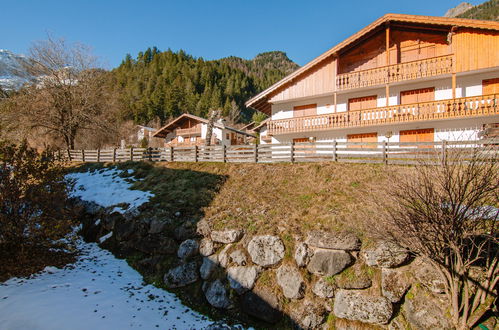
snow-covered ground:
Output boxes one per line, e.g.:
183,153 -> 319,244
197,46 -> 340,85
66,168 -> 154,213
0,167 -> 233,329
0,239 -> 217,330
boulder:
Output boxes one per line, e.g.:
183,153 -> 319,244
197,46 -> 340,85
163,262 -> 199,288
403,287 -> 452,329
177,239 -> 199,260
411,257 -> 446,294
240,287 -> 282,323
334,263 -> 373,290
132,235 -> 178,255
295,242 -> 312,267
148,218 -> 167,234
276,264 -> 305,299
199,238 -> 215,256
114,220 -> 135,241
290,299 -> 326,330
196,219 -> 211,237
306,230 -> 361,251
202,279 -> 232,309
227,266 -> 259,294
211,229 -> 244,244
312,278 -> 335,298
102,212 -> 123,231
333,290 -> 393,325
247,235 -> 285,267
382,267 -> 411,303
200,255 -> 219,280
81,200 -> 104,215
307,249 -> 352,276
123,206 -> 140,221
363,241 -> 408,268
174,221 -> 197,241
218,244 -> 232,268
229,249 -> 247,266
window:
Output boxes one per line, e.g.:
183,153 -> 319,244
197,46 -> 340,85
483,78 -> 499,95
348,96 -> 377,111
400,128 -> 434,148
347,132 -> 377,148
293,104 -> 317,118
400,87 -> 435,105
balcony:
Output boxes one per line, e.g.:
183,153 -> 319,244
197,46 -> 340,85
175,126 -> 202,137
336,55 -> 453,91
268,94 -> 498,136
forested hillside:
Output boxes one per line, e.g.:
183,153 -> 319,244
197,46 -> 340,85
457,0 -> 499,20
108,48 -> 299,125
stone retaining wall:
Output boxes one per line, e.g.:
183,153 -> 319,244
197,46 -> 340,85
76,199 -> 452,329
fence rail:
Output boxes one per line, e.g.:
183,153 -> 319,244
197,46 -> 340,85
59,139 -> 499,166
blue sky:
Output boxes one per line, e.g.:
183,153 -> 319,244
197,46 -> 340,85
0,0 -> 484,69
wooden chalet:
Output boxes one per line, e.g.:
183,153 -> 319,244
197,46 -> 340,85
153,113 -> 255,147
246,14 -> 499,145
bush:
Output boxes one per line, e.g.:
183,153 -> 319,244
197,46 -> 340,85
0,141 -> 74,252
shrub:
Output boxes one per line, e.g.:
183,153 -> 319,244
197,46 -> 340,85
380,147 -> 498,329
0,141 -> 74,253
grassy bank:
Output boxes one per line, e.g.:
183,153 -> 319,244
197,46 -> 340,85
73,161 -> 409,245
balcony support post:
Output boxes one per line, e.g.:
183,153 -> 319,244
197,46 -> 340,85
385,23 -> 391,106
334,92 -> 337,113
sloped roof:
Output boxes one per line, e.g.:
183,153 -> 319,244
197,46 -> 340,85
245,14 -> 499,114
153,113 -> 256,138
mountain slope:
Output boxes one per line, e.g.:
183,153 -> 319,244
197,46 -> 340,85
108,48 -> 300,124
0,50 -> 34,91
456,0 -> 499,21
445,2 -> 473,17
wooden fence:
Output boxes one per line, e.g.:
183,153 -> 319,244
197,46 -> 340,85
59,139 -> 499,166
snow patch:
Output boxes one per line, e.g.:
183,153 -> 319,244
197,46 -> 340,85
66,168 -> 153,214
0,239 -> 218,329
99,231 -> 113,243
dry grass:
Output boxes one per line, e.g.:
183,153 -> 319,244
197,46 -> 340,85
70,161 -> 411,241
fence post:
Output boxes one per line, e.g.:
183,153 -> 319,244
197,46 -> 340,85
382,141 -> 387,165
194,145 -> 198,162
97,149 -> 101,162
67,149 -> 72,161
81,150 -> 85,162
170,146 -> 174,162
113,148 -> 117,163
333,140 -> 337,162
222,145 -> 227,163
254,144 -> 258,163
441,140 -> 447,166
148,147 -> 153,161
130,147 -> 134,161
290,141 -> 295,163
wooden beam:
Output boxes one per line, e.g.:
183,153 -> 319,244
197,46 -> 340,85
386,24 -> 390,107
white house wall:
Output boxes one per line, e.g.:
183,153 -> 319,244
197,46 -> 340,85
268,70 -> 499,145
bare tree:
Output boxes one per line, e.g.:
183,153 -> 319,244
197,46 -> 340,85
227,100 -> 241,125
5,36 -> 116,149
380,147 -> 498,329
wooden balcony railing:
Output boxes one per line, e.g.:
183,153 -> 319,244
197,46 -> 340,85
175,126 -> 202,136
268,94 -> 498,136
336,55 -> 454,91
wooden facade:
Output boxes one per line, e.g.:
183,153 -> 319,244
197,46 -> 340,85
246,14 -> 499,115
267,94 -> 498,135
